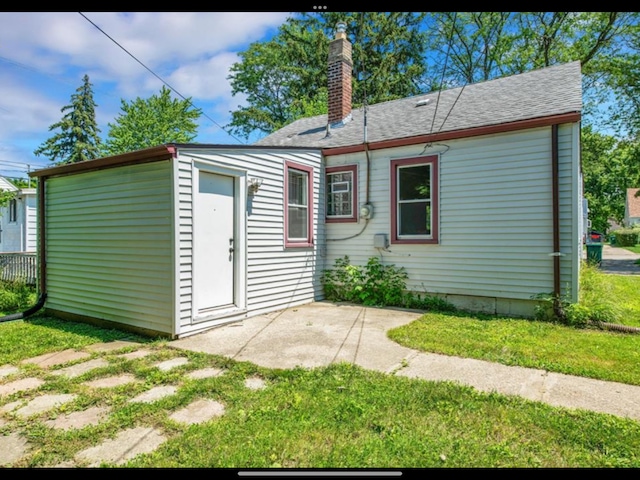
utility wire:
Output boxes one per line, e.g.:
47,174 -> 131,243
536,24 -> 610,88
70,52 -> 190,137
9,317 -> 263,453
78,12 -> 246,145
429,12 -> 457,135
429,12 -> 471,135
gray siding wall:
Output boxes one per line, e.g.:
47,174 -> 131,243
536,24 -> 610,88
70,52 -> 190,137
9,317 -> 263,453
324,125 -> 579,312
176,148 -> 323,333
44,161 -> 175,335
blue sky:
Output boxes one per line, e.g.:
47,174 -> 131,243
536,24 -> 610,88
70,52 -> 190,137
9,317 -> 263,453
0,11 -> 292,180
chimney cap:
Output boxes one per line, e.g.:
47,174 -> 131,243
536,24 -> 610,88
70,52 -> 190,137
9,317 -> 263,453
335,21 -> 347,38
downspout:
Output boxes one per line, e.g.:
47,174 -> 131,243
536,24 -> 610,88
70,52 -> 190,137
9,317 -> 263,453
551,124 -> 563,317
0,176 -> 46,322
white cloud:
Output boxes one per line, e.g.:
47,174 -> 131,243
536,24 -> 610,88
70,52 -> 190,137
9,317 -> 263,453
0,11 -> 291,173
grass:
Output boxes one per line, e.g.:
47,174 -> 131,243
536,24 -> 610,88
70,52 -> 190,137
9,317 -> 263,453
575,261 -> 640,327
1,272 -> 640,467
622,245 -> 640,255
389,263 -> 640,386
620,245 -> 640,263
1,317 -> 639,468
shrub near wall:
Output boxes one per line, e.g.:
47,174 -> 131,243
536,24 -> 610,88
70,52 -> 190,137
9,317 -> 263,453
321,256 -> 456,312
614,228 -> 640,247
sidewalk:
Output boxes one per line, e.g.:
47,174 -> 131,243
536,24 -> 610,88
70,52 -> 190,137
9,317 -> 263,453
598,244 -> 640,275
171,302 -> 640,421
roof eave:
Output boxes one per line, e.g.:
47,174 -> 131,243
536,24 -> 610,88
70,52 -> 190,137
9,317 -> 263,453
322,111 -> 581,156
29,145 -> 178,179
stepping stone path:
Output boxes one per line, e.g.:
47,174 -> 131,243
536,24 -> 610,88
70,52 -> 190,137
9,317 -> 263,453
0,339 -> 268,467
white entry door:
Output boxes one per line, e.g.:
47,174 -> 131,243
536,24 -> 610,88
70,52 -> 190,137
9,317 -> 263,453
194,170 -> 235,313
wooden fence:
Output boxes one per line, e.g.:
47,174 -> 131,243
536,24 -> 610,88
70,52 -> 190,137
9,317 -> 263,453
0,252 -> 37,285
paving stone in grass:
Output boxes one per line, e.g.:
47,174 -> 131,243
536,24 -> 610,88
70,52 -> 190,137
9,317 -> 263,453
21,349 -> 90,368
82,374 -> 138,389
45,406 -> 110,430
186,367 -> 225,379
12,393 -> 77,417
0,377 -> 45,397
155,357 -> 189,371
74,426 -> 167,467
245,376 -> 267,390
0,365 -> 19,379
130,385 -> 178,404
0,432 -> 29,466
49,358 -> 110,378
117,349 -> 154,361
169,398 -> 225,425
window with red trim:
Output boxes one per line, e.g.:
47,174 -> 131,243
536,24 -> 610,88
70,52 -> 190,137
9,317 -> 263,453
326,165 -> 357,223
285,161 -> 313,247
390,156 -> 438,244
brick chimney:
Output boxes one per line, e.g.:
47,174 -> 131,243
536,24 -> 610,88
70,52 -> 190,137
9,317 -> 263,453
327,21 -> 352,127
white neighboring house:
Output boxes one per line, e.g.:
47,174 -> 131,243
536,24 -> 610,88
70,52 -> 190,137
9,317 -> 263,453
0,176 -> 37,253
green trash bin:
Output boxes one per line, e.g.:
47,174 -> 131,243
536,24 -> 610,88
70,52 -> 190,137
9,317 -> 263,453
586,243 -> 603,265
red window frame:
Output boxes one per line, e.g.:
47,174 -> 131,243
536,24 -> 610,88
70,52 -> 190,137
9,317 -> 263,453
284,160 -> 314,248
390,155 -> 439,245
326,164 -> 358,223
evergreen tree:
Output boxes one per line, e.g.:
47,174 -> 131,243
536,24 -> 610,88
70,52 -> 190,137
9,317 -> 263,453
103,85 -> 201,156
33,74 -> 102,165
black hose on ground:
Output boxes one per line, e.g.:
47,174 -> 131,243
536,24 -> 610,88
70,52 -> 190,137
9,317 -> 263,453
591,320 -> 640,334
0,293 -> 46,323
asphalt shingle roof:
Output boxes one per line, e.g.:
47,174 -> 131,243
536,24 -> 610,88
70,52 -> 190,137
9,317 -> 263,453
254,61 -> 582,149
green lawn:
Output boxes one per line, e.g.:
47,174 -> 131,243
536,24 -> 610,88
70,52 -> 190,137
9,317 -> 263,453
622,245 -> 640,255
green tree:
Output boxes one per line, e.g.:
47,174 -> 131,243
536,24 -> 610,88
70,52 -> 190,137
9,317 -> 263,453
582,126 -> 640,233
33,74 -> 102,165
226,12 -> 429,139
427,13 -> 634,92
103,85 -> 201,156
426,12 -> 516,85
595,13 -> 640,138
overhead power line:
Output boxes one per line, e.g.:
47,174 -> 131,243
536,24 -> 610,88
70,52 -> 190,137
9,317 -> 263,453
78,12 -> 246,145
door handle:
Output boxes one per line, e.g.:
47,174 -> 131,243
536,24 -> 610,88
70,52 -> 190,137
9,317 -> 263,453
229,238 -> 234,254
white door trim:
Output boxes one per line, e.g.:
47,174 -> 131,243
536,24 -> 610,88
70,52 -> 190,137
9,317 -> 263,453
191,160 -> 247,323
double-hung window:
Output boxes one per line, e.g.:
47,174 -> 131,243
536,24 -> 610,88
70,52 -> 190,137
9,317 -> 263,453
390,155 -> 438,244
326,165 -> 357,223
285,161 -> 313,247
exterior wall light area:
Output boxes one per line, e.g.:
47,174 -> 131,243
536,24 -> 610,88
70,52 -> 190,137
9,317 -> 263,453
248,177 -> 263,195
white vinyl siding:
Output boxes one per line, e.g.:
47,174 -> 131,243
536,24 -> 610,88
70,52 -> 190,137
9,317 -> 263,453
25,197 -> 37,252
0,191 -> 37,253
176,148 -> 323,336
324,126 -> 579,311
45,161 -> 174,335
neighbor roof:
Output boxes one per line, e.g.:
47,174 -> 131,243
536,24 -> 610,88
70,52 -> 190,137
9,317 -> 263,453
254,61 -> 582,150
